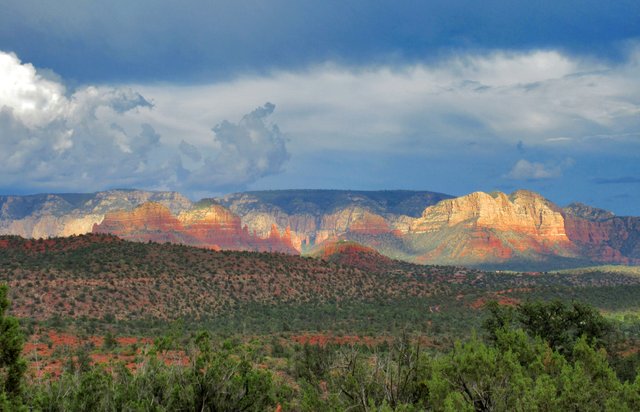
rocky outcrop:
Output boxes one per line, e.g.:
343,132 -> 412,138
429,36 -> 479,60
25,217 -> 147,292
217,190 -> 451,251
563,206 -> 640,264
93,202 -> 298,254
411,191 -> 569,240
2,214 -> 105,239
404,190 -> 577,266
178,205 -> 244,248
0,190 -> 192,239
395,190 -> 640,267
93,202 -> 186,244
219,209 -> 317,251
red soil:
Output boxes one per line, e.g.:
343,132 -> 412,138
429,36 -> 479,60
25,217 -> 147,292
23,329 -> 181,379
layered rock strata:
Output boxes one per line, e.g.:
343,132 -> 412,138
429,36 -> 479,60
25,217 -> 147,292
93,202 -> 297,253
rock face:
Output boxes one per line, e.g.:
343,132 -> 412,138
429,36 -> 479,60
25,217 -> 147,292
391,190 -> 640,268
92,202 -> 186,244
178,204 -> 245,248
217,189 -> 597,267
405,191 -> 577,266
0,190 -> 192,239
93,202 -> 298,253
563,205 -> 640,264
412,191 -> 569,239
3,188 -> 640,269
216,190 -> 453,251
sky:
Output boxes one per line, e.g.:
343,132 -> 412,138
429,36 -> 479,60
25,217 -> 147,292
1,1 -> 639,215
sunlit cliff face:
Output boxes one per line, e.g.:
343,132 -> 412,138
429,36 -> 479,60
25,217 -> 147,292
2,189 -> 640,268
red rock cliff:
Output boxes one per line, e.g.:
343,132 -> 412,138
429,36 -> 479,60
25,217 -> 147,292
410,191 -> 576,264
93,202 -> 298,254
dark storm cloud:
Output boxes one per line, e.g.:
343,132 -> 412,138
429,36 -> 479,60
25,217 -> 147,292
0,0 -> 638,82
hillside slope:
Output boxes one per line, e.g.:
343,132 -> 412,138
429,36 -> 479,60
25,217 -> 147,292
0,234 -> 464,322
3,234 -> 640,335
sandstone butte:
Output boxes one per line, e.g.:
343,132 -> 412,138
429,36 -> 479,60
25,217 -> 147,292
405,190 -> 640,265
411,190 -> 567,238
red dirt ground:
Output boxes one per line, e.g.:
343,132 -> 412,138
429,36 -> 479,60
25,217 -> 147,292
23,330 -> 178,378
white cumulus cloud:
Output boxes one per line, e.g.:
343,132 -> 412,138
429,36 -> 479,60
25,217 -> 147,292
179,102 -> 290,190
0,51 -> 290,193
0,51 -> 162,190
506,158 -> 574,180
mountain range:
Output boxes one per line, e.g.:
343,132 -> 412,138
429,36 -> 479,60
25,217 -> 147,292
1,189 -> 639,270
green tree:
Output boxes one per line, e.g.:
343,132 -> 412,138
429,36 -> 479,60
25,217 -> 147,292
102,331 -> 117,350
483,301 -> 517,345
188,331 -> 279,411
484,300 -> 614,358
427,334 -> 531,411
0,284 -> 27,398
555,337 -> 622,411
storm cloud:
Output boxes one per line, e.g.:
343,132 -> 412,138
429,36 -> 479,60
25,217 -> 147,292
1,1 -> 637,83
179,102 -> 290,191
0,51 -> 290,194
